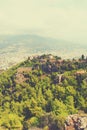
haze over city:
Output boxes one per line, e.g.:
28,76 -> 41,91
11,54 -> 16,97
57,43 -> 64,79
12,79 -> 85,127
0,0 -> 87,43
0,0 -> 87,69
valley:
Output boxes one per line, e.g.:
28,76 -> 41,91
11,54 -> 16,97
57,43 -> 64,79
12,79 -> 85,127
0,35 -> 87,70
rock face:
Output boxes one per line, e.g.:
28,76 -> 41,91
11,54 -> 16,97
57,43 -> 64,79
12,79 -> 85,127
65,114 -> 87,130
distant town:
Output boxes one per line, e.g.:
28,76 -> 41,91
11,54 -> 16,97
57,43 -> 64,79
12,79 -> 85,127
0,34 -> 87,71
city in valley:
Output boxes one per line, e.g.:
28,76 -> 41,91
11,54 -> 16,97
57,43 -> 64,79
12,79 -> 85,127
0,35 -> 87,71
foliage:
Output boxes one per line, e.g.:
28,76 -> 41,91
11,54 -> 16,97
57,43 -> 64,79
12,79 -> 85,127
0,54 -> 87,129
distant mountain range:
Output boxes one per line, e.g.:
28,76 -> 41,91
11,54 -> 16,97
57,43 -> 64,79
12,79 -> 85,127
0,34 -> 87,69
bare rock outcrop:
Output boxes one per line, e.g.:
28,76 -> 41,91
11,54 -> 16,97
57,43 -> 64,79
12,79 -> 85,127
65,114 -> 87,130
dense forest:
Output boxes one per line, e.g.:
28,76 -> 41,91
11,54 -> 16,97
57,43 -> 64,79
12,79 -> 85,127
0,54 -> 87,130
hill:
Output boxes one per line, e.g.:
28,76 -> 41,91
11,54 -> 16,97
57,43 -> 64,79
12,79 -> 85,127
0,34 -> 87,70
0,54 -> 87,130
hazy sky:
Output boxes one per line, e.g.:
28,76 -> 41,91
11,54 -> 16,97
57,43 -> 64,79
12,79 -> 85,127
0,0 -> 87,43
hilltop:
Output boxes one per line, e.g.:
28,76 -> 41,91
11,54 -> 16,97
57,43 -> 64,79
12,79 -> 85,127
0,54 -> 87,130
0,34 -> 87,70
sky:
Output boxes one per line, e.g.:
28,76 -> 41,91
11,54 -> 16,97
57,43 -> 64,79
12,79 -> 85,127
0,0 -> 87,43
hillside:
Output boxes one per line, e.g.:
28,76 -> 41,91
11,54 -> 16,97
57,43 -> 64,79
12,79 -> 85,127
0,34 -> 87,70
0,54 -> 87,130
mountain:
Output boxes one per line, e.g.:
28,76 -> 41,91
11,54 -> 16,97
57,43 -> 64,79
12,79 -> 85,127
0,34 -> 87,70
0,34 -> 86,69
0,54 -> 87,130
0,34 -> 73,52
